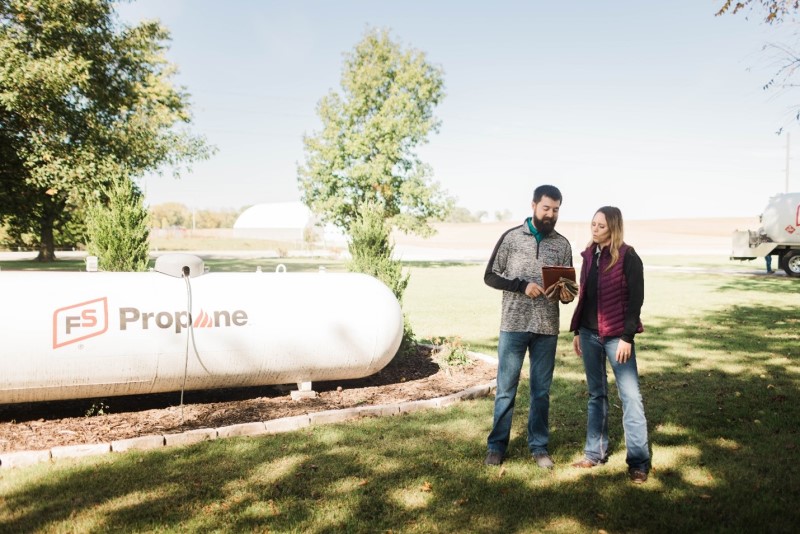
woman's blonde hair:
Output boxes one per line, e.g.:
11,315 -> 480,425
586,206 -> 624,271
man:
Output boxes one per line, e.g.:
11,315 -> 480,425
483,185 -> 574,468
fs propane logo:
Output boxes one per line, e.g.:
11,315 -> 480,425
118,307 -> 248,333
52,299 -> 248,349
53,297 -> 109,349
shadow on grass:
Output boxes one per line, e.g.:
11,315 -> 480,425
0,405 -> 678,532
2,304 -> 798,532
714,274 -> 798,294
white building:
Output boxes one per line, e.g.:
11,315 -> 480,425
233,201 -> 346,245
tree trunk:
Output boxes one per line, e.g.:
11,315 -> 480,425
35,209 -> 57,262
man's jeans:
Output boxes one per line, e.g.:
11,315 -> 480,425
578,329 -> 650,471
487,331 -> 557,456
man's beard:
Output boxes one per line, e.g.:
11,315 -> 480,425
533,214 -> 556,236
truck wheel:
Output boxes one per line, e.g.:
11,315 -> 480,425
780,250 -> 800,278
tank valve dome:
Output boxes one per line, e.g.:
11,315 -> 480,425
154,253 -> 205,278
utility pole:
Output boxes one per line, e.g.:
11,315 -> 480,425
786,132 -> 791,193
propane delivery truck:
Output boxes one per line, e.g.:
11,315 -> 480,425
731,192 -> 800,277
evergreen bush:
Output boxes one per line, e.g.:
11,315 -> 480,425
85,178 -> 150,272
347,201 -> 415,356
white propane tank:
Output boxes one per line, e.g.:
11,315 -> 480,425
761,192 -> 800,243
0,271 -> 403,404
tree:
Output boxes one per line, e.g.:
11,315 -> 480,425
494,209 -> 513,222
149,202 -> 192,229
297,28 -> 452,238
193,207 -> 241,229
85,176 -> 150,272
0,0 -> 211,261
717,1 -> 800,128
717,1 -> 800,23
444,206 -> 484,223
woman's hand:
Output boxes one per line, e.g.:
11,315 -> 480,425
572,335 -> 582,357
615,340 -> 632,363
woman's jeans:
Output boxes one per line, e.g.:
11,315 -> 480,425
487,331 -> 557,456
578,329 -> 650,471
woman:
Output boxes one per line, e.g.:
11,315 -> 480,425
569,206 -> 650,483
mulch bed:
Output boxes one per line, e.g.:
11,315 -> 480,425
0,346 -> 496,453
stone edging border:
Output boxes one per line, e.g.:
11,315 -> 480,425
0,348 -> 497,470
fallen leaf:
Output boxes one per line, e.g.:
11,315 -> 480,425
421,481 -> 432,492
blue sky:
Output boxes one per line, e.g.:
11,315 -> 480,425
118,0 -> 799,221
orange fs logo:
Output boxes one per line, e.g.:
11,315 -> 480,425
53,297 -> 109,348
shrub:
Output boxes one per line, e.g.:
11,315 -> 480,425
347,201 -> 415,355
431,336 -> 472,370
84,400 -> 109,417
85,177 -> 150,272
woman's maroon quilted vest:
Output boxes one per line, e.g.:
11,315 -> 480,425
583,243 -> 643,339
596,244 -> 629,337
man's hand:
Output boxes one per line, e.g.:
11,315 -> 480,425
615,340 -> 632,363
544,278 -> 578,303
525,282 -> 545,299
573,335 -> 582,356
559,286 -> 576,303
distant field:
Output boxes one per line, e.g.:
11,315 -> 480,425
392,217 -> 756,257
0,217 -> 759,264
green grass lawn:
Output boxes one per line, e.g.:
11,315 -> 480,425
0,256 -> 798,532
